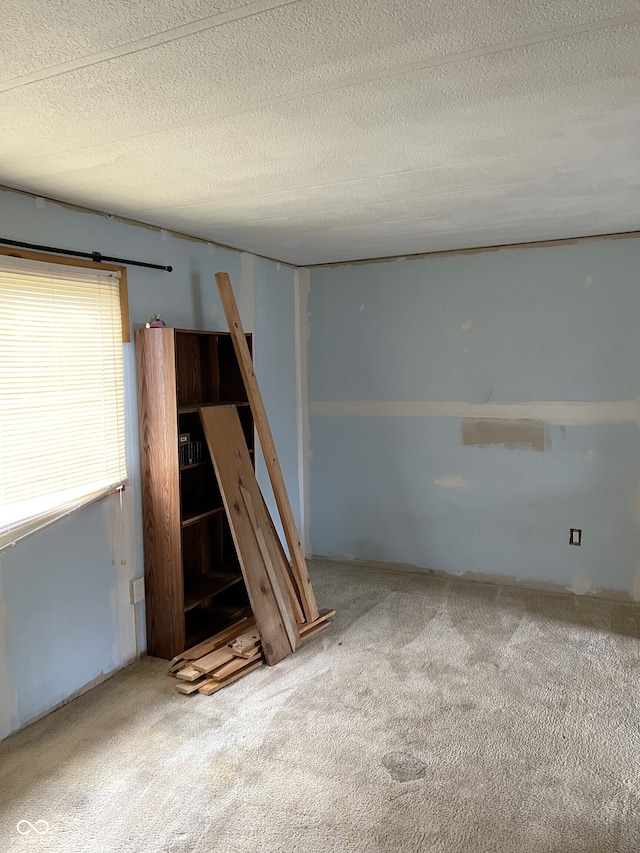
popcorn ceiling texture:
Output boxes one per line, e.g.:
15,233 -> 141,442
1,1 -> 640,263
1,560 -> 640,851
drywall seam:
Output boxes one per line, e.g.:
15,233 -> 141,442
309,399 -> 640,427
434,475 -> 471,490
0,560 -> 17,741
0,0 -> 302,94
633,483 -> 640,602
311,555 -> 640,604
294,269 -> 311,556
8,11 -> 639,157
239,252 -> 256,333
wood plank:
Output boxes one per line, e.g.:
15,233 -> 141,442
176,677 -> 211,694
181,506 -> 224,528
245,646 -> 263,662
136,327 -> 184,659
299,608 -> 336,636
182,616 -> 255,660
228,627 -> 261,655
191,646 -> 236,674
176,665 -> 204,682
199,404 -> 293,666
239,485 -> 299,652
255,488 -> 305,624
215,272 -> 319,623
231,643 -> 260,659
198,660 -> 263,695
299,621 -> 331,643
210,653 -> 264,682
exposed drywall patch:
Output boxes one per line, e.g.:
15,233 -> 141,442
582,274 -> 594,287
434,474 -> 471,490
34,196 -> 46,209
633,482 -> 640,528
309,398 -> 640,426
462,347 -> 469,354
569,569 -> 592,596
633,566 -> 640,602
459,319 -> 473,331
462,418 -> 545,451
105,480 -> 138,666
238,252 -> 256,334
294,268 -> 312,556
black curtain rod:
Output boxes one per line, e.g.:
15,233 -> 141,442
0,238 -> 172,272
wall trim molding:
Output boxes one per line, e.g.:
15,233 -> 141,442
305,229 -> 640,269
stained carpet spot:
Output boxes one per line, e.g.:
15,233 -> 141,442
382,752 -> 426,782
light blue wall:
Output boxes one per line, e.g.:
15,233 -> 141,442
309,238 -> 640,596
254,259 -> 301,544
0,188 -> 299,740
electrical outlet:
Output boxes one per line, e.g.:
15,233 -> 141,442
130,577 -> 145,604
570,528 -> 582,546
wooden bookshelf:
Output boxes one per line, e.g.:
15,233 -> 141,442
136,327 -> 254,660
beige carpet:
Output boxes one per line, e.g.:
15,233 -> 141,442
2,560 -> 640,852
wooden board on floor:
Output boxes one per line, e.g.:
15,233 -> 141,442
210,653 -> 264,682
176,677 -> 212,694
182,616 -> 255,661
299,621 -> 331,643
191,646 -> 236,674
176,665 -> 204,682
198,660 -> 263,695
215,271 -> 319,623
199,404 -> 295,666
229,627 -> 261,656
299,608 -> 336,636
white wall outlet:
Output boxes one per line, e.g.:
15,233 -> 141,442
130,577 -> 145,605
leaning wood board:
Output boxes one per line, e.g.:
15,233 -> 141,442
215,272 -> 319,623
199,404 -> 295,666
239,484 -> 300,651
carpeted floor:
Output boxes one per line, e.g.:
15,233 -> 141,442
2,559 -> 640,852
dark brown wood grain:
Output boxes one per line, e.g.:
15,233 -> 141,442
136,327 -> 184,658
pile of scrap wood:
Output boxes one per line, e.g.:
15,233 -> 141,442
169,609 -> 335,695
170,272 -> 334,696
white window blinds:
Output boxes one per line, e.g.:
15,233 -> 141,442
0,256 -> 127,549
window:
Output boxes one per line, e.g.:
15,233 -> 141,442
0,253 -> 128,549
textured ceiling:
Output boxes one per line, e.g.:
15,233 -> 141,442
1,0 -> 640,265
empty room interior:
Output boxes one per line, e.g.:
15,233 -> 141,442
1,1 -> 640,850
